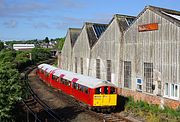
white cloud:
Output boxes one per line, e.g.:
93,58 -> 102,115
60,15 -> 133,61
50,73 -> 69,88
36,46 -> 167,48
3,20 -> 18,28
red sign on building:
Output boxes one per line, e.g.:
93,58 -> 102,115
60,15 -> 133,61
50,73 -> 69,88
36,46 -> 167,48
138,23 -> 158,32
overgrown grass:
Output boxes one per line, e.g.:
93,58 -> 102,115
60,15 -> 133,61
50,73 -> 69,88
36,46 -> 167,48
124,97 -> 180,122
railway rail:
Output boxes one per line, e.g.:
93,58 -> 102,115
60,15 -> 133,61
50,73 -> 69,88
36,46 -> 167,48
23,72 -> 62,122
24,62 -> 132,122
37,76 -> 131,122
22,59 -> 63,122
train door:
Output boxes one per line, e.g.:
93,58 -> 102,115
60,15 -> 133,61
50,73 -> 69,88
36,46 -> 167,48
108,87 -> 117,106
102,86 -> 110,106
93,87 -> 103,106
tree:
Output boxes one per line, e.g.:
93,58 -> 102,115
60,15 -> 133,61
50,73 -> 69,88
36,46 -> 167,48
54,38 -> 65,50
0,65 -> 22,121
0,41 -> 4,51
31,48 -> 51,63
44,37 -> 49,48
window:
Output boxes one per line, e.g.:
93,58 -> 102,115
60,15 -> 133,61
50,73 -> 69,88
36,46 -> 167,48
104,86 -> 108,94
136,78 -> 142,91
75,57 -> 77,73
165,83 -> 169,96
110,87 -> 115,94
106,60 -> 111,82
96,59 -> 100,79
170,83 -> 179,98
95,87 -> 102,94
124,61 -> 131,88
81,58 -> 83,74
52,75 -> 58,81
164,83 -> 179,100
144,63 -> 153,93
171,84 -> 174,97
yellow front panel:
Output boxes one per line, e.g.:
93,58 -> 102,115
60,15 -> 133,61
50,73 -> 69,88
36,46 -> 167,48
93,94 -> 117,106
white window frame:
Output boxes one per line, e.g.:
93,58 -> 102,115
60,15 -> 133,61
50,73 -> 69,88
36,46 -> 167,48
164,83 -> 179,100
164,82 -> 169,97
136,78 -> 143,92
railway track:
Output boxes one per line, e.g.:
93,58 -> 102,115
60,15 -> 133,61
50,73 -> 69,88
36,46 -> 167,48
39,79 -> 131,122
25,64 -> 132,122
22,60 -> 63,122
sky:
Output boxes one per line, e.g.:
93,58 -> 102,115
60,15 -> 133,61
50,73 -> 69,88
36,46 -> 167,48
0,0 -> 179,41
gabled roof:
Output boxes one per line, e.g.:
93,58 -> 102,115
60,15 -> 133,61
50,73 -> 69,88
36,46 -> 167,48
147,5 -> 180,26
133,5 -> 180,27
85,22 -> 108,48
111,14 -> 136,31
69,28 -> 81,47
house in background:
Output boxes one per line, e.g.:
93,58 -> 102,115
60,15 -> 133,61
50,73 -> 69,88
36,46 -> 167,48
13,44 -> 35,50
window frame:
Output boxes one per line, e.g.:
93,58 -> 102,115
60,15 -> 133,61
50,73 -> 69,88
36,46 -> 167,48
96,59 -> 101,79
164,82 -> 179,100
124,61 -> 131,88
106,60 -> 111,82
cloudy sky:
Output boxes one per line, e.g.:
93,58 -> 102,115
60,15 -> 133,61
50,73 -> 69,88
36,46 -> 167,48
0,0 -> 179,41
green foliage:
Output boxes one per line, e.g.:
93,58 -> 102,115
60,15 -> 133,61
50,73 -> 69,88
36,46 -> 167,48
0,41 -> 4,51
125,97 -> 180,122
54,37 -> 65,50
0,50 -> 16,64
31,48 -> 51,63
0,65 -> 22,120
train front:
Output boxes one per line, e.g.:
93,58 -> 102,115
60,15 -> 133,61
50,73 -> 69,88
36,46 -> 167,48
92,81 -> 117,112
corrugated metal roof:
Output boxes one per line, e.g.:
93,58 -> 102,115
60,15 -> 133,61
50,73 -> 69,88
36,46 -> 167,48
85,22 -> 108,48
69,28 -> 81,47
38,64 -> 116,88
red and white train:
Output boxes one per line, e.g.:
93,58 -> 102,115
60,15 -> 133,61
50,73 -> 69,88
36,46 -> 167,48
37,64 -> 117,111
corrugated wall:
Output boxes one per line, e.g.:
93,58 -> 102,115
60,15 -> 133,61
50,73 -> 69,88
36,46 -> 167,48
73,25 -> 91,75
61,30 -> 72,71
90,18 -> 121,86
124,9 -> 180,98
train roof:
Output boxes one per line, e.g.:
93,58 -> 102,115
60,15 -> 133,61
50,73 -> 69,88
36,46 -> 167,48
38,64 -> 116,89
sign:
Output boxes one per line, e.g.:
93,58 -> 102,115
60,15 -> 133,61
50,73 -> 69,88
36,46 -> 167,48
138,23 -> 158,32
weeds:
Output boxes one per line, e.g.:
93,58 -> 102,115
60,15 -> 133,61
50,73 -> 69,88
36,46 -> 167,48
124,97 -> 180,122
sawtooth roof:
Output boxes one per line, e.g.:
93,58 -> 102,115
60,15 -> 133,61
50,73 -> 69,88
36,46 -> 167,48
69,28 -> 81,47
85,22 -> 108,48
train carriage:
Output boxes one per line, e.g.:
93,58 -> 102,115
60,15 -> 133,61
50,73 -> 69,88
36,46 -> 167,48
37,64 -> 117,111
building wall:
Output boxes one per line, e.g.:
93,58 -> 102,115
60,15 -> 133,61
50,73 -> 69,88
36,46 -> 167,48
90,18 -> 122,86
61,30 -> 72,71
124,9 -> 180,103
73,25 -> 90,75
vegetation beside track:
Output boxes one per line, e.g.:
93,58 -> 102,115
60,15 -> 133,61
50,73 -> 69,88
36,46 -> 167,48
0,48 -> 52,121
124,97 -> 180,122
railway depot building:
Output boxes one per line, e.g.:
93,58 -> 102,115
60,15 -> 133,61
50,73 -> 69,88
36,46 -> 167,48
60,6 -> 180,109
72,22 -> 108,76
60,28 -> 81,71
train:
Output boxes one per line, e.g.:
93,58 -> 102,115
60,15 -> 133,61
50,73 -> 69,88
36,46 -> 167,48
36,64 -> 117,112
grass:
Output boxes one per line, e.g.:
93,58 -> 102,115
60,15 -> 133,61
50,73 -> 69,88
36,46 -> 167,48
124,97 -> 180,122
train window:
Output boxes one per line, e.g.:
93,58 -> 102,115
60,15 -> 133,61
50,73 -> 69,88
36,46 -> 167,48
52,75 -> 58,81
68,81 -> 71,87
85,87 -> 88,94
104,86 -> 108,94
40,69 -> 43,73
95,87 -> 101,94
79,85 -> 83,92
60,78 -> 63,83
110,87 -> 115,94
45,72 -> 49,77
73,83 -> 78,90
